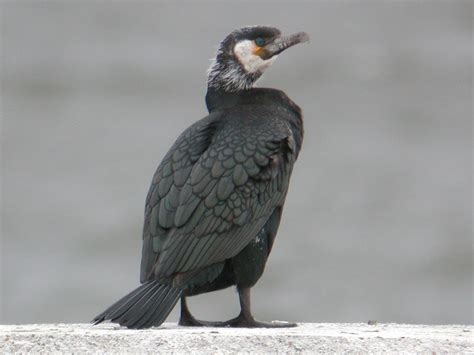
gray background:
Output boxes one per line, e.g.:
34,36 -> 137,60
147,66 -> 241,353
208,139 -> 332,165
1,1 -> 472,325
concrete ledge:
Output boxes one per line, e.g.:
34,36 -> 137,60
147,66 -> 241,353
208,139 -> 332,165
0,323 -> 472,353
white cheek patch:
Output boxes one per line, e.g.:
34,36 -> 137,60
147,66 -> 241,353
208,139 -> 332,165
234,40 -> 277,74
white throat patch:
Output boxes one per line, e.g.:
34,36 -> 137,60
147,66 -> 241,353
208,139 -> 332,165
233,40 -> 277,74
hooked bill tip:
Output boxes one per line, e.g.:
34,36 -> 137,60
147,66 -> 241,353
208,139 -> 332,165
293,31 -> 310,44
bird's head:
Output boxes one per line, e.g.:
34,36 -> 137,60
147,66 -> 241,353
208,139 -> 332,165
207,26 -> 309,93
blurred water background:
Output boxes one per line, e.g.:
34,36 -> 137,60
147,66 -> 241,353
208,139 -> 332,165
1,1 -> 472,325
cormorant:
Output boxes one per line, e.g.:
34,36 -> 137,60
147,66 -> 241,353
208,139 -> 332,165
93,26 -> 309,329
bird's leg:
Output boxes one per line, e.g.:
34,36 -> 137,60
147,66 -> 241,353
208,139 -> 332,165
178,295 -> 203,326
178,295 -> 220,327
217,286 -> 297,328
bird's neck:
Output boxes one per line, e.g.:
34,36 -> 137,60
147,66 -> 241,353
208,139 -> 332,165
206,65 -> 261,113
205,88 -> 241,112
207,58 -> 261,95
205,87 -> 302,115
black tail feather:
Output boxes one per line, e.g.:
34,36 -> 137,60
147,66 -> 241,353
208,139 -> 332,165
134,285 -> 180,329
92,281 -> 182,329
118,282 -> 162,327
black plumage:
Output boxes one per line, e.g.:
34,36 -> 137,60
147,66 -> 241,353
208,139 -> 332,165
93,26 -> 309,329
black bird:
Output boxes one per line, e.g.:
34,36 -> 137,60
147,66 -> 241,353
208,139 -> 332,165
93,26 -> 309,329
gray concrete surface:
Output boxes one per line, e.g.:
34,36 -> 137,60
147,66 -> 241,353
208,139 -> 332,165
0,323 -> 472,353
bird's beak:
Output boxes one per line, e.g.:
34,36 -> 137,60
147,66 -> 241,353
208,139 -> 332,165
260,32 -> 310,59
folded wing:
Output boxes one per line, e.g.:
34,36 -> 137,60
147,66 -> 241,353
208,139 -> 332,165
140,113 -> 297,284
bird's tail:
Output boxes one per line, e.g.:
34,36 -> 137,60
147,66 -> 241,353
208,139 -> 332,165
92,281 -> 181,329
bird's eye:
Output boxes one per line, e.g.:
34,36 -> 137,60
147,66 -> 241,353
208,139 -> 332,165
254,37 -> 265,47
